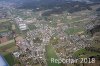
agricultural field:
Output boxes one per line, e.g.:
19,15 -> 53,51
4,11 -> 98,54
0,19 -> 12,32
0,42 -> 18,66
73,48 -> 100,58
46,44 -> 61,66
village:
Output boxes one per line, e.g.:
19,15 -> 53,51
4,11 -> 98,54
0,1 -> 100,66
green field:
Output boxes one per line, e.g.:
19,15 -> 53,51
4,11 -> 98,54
0,42 -> 17,66
46,44 -> 61,66
28,24 -> 37,30
4,53 -> 15,66
65,28 -> 84,35
0,19 -> 11,24
73,48 -> 100,58
0,19 -> 12,33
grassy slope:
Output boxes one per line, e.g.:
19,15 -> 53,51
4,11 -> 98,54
46,44 -> 61,66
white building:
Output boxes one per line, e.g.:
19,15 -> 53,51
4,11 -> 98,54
19,24 -> 27,30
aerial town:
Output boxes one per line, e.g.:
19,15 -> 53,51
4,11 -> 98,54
0,0 -> 100,66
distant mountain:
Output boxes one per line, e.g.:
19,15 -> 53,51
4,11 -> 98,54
0,0 -> 99,16
71,0 -> 100,3
1,0 -> 100,5
89,0 -> 100,3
